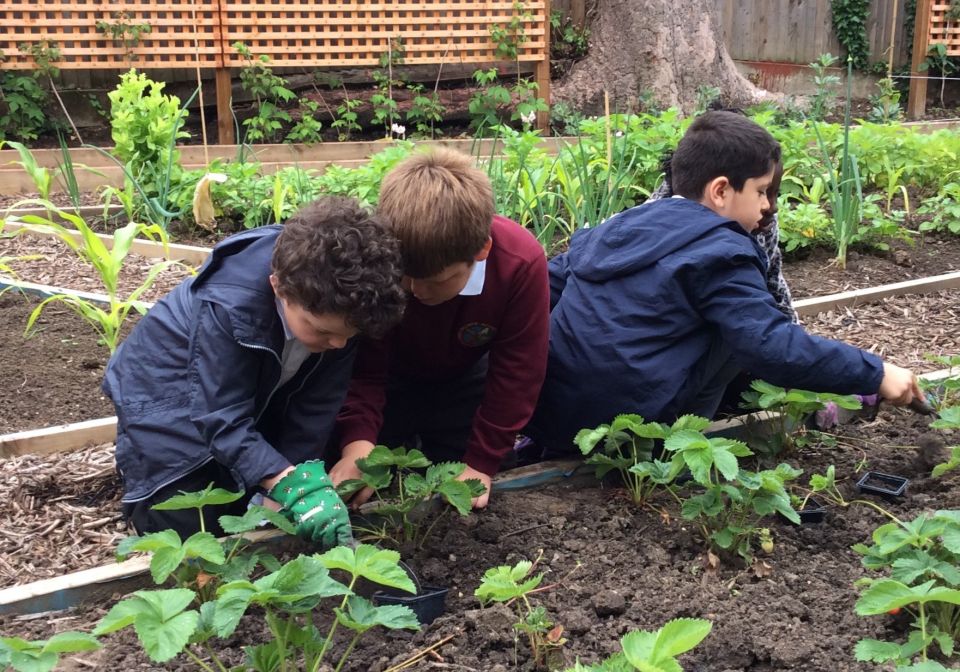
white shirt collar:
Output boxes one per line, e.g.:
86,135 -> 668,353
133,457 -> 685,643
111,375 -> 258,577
275,298 -> 295,340
459,260 -> 486,296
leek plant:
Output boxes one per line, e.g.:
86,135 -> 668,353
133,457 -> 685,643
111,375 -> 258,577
812,58 -> 863,269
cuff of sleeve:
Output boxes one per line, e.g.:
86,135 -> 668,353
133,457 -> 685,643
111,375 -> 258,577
863,351 -> 886,394
232,449 -> 292,492
337,423 -> 380,451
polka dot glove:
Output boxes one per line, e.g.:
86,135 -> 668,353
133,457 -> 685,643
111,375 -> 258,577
268,460 -> 353,548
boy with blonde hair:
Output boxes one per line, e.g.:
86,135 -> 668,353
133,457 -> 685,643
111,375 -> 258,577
331,148 -> 550,508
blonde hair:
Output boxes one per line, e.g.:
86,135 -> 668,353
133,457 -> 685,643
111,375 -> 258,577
377,147 -> 494,278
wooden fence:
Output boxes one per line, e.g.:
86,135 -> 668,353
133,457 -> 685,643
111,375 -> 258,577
2,0 -> 550,141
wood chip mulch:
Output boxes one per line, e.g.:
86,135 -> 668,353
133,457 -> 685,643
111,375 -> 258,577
803,289 -> 960,372
0,231 -> 194,303
0,444 -> 126,589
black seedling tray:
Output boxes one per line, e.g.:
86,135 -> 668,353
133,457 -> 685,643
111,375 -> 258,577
856,472 -> 908,500
373,585 -> 449,625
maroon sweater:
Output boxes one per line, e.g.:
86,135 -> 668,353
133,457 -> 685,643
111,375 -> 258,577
337,216 -> 549,475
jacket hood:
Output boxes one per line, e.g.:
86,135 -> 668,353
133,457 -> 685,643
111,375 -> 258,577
567,198 -> 749,282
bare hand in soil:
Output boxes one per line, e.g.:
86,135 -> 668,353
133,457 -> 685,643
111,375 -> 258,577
330,439 -> 376,508
459,464 -> 492,508
879,362 -> 924,406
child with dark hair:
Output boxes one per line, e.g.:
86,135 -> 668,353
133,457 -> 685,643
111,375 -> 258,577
330,148 -> 550,509
527,111 -> 922,451
103,196 -> 407,544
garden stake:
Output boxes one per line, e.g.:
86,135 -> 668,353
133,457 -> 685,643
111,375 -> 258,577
382,633 -> 457,672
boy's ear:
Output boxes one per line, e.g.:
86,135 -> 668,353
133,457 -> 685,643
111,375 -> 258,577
474,237 -> 493,262
269,273 -> 280,295
703,176 -> 731,209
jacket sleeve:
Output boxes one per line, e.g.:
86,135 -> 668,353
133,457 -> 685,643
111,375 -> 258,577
188,302 -> 291,490
688,252 -> 884,395
335,336 -> 390,448
276,342 -> 358,461
464,252 -> 550,475
548,252 -> 570,311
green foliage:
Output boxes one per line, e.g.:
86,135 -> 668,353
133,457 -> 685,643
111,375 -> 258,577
808,53 -> 840,121
929,407 -> 960,478
574,414 -> 677,505
778,201 -> 833,252
0,632 -> 100,672
476,555 -> 565,668
918,181 -> 960,236
233,42 -> 296,143
469,68 -> 513,131
490,1 -> 531,61
918,44 -> 959,109
853,510 -> 960,668
370,37 -> 407,138
96,12 -> 151,61
406,84 -> 445,139
694,85 -> 721,114
830,0 -> 870,70
564,619 -> 713,672
868,76 -> 902,124
549,10 -> 589,59
740,380 -> 862,455
285,99 -> 324,144
0,51 -> 49,142
107,69 -> 190,224
7,201 -> 188,353
80,488 -> 419,671
338,445 -> 485,548
330,97 -> 362,141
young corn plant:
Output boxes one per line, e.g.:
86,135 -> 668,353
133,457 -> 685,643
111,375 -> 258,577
476,554 -> 567,670
7,201 -> 190,352
337,445 -> 485,549
564,618 -> 713,672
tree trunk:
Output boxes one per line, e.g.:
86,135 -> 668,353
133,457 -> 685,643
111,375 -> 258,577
555,0 -> 772,115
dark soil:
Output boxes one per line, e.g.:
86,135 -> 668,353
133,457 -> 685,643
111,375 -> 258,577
0,292 -> 120,433
2,408 -> 958,671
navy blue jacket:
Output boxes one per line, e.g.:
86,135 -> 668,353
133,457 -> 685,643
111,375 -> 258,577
103,226 -> 357,502
528,198 -> 884,450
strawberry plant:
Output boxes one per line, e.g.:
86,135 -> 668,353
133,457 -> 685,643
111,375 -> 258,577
564,618 -> 713,671
575,414 -> 680,505
853,510 -> 960,669
740,380 -> 862,455
0,632 -> 100,672
476,553 -> 567,670
337,445 -> 485,548
664,416 -> 802,561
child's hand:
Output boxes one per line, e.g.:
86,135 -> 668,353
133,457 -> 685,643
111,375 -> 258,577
329,440 -> 376,508
878,362 -> 924,406
459,465 -> 493,509
268,460 -> 353,548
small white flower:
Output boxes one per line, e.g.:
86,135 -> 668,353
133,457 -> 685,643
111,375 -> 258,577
615,130 -> 624,137
520,110 -> 536,126
391,123 -> 406,138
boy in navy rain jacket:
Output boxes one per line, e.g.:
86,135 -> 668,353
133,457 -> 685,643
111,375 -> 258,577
103,197 -> 406,541
527,111 -> 922,451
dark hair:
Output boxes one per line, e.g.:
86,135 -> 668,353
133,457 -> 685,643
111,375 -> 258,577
271,197 -> 406,337
670,111 -> 781,200
377,148 -> 493,278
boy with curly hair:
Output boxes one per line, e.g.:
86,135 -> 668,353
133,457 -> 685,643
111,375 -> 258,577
527,111 -> 922,450
103,197 -> 406,544
330,148 -> 550,508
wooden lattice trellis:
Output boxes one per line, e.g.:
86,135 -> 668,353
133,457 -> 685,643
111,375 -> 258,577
0,0 -> 550,142
908,0 -> 960,117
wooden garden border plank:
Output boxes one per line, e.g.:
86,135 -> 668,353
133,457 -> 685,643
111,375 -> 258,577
3,222 -> 211,267
0,276 -> 115,307
0,417 -> 117,459
794,270 -> 960,316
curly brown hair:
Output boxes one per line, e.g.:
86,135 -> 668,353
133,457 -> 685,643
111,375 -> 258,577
271,197 -> 406,337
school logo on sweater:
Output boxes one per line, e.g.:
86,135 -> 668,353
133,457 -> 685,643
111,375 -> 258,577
459,322 -> 497,347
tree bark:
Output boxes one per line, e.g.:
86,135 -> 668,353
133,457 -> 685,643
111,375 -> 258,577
554,0 -> 773,115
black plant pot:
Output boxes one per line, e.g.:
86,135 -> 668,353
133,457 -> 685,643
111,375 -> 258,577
373,585 -> 449,625
778,497 -> 827,524
856,472 -> 909,500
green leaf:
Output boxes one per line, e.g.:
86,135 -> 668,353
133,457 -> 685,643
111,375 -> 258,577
575,426 -> 609,455
437,479 -> 475,515
426,462 -> 466,485
670,415 -> 712,432
335,595 -> 420,633
318,544 -> 415,593
620,630 -> 658,668
126,529 -> 182,553
134,609 -> 199,662
653,618 -> 713,659
854,638 -> 903,663
93,598 -> 142,635
135,588 -> 198,622
151,486 -> 244,510
150,545 -> 187,584
212,584 -> 255,637
183,532 -> 226,564
218,505 -> 296,536
40,632 -> 100,655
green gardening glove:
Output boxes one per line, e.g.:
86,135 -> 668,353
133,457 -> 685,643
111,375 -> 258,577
268,460 -> 353,548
